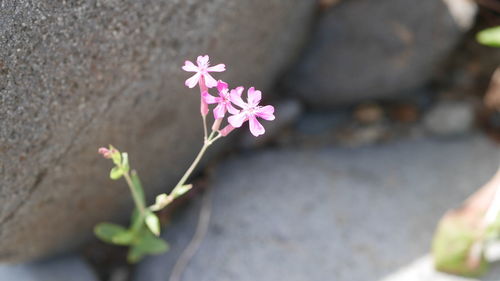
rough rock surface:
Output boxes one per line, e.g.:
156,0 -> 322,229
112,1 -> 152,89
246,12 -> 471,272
0,0 -> 314,262
0,254 -> 97,281
283,0 -> 477,106
134,135 -> 499,281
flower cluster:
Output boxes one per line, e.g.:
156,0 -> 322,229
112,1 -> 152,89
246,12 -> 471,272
95,54 -> 275,263
182,55 -> 275,137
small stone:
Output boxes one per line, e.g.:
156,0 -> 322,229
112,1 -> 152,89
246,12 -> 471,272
336,124 -> 388,147
353,103 -> 384,124
389,104 -> 419,123
0,255 -> 98,281
423,101 -> 475,136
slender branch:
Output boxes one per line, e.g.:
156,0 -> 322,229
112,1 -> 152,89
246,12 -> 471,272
123,171 -> 146,214
172,130 -> 222,193
174,143 -> 210,190
209,133 -> 222,144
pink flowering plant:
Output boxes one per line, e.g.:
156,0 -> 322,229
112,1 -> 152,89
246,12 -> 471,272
94,55 -> 275,262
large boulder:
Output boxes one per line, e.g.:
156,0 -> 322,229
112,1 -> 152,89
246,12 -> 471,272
283,0 -> 477,106
0,0 -> 314,262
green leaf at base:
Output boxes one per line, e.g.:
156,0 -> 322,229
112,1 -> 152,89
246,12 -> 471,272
127,229 -> 169,263
94,223 -> 129,245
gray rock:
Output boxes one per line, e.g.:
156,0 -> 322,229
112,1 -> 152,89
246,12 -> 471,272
283,0 -> 477,106
0,0 -> 315,262
0,255 -> 97,281
423,100 -> 475,136
134,134 -> 499,281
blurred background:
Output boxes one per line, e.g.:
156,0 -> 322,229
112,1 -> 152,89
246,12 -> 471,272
1,0 -> 500,280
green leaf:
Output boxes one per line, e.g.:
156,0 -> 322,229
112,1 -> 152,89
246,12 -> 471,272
477,26 -> 500,48
131,170 -> 146,207
137,232 -> 169,253
172,184 -> 193,199
127,244 -> 146,263
111,230 -> 135,245
110,166 -> 124,180
136,229 -> 169,253
127,229 -> 169,263
94,223 -> 128,244
145,211 -> 161,236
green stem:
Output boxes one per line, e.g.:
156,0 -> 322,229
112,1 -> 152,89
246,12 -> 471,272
173,131 -> 220,190
174,143 -> 209,190
123,171 -> 146,215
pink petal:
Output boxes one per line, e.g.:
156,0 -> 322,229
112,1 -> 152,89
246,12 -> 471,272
185,73 -> 201,88
249,115 -> 265,137
247,87 -> 262,107
230,89 -> 248,109
228,112 -> 248,128
203,73 -> 218,88
197,55 -> 209,66
231,86 -> 245,97
207,64 -> 226,72
226,103 -> 239,115
182,60 -> 198,72
213,103 -> 226,119
201,91 -> 221,104
217,80 -> 228,93
256,105 -> 275,120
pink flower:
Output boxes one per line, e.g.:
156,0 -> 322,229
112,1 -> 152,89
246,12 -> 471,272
228,87 -> 275,137
202,80 -> 240,119
182,55 -> 225,89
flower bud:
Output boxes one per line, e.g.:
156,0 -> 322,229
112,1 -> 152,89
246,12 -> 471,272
98,147 -> 112,159
220,124 -> 235,137
212,118 -> 223,132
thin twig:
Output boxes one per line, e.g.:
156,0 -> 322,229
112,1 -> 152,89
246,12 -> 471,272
169,188 -> 212,281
